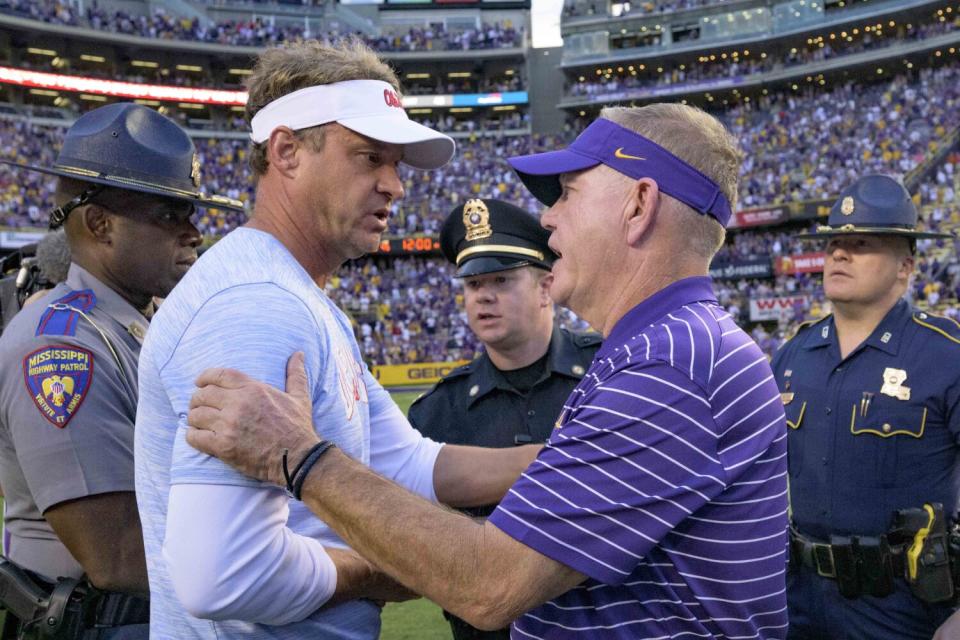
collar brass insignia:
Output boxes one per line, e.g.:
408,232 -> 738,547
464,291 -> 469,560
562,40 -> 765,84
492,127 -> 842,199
840,196 -> 855,216
191,153 -> 201,188
463,199 -> 492,241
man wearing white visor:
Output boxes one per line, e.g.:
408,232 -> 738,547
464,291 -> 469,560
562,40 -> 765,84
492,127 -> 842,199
135,40 -> 542,639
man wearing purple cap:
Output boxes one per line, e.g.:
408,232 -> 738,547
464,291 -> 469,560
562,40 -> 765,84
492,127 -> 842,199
184,103 -> 789,639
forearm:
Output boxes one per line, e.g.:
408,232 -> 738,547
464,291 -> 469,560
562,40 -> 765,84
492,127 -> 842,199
433,444 -> 541,508
91,533 -> 149,597
165,484 -> 336,625
300,450 -> 508,624
44,493 -> 149,597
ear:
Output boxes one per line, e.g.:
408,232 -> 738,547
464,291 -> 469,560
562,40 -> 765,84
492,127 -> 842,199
266,126 -> 302,178
537,271 -> 554,306
625,177 -> 660,247
79,204 -> 113,245
898,251 -> 915,281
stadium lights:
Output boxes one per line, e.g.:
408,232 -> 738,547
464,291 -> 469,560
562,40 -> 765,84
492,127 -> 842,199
447,72 -> 471,78
80,94 -> 107,102
27,48 -> 57,56
449,107 -> 473,113
492,105 -> 516,111
80,54 -> 106,63
409,108 -> 432,114
0,66 -> 247,105
504,70 -> 515,76
229,69 -> 252,76
131,60 -> 159,68
28,88 -> 58,97
178,103 -> 204,109
405,73 -> 430,79
135,99 -> 160,106
176,65 -> 203,72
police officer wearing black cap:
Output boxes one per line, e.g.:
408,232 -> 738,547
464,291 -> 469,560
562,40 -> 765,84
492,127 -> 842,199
0,102 -> 243,639
408,198 -> 601,640
770,175 -> 959,639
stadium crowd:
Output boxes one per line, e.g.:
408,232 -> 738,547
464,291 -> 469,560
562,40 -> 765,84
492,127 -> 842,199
0,0 -> 523,50
7,62 -> 960,234
3,59 -> 960,365
563,0 -> 726,19
567,16 -> 960,98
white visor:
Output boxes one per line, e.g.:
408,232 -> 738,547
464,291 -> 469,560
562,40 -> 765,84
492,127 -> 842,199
249,79 -> 455,170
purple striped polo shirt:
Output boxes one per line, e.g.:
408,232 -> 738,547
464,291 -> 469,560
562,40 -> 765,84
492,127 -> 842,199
489,276 -> 789,639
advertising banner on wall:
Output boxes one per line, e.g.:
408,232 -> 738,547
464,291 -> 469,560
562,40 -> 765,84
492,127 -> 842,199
749,295 -> 811,322
372,361 -> 470,387
775,252 -> 826,275
730,205 -> 789,228
708,257 -> 773,280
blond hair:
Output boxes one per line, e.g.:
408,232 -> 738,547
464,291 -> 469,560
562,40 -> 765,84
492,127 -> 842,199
600,104 -> 742,259
245,39 -> 401,176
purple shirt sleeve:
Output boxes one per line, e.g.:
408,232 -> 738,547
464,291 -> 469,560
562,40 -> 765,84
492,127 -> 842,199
489,359 -> 728,585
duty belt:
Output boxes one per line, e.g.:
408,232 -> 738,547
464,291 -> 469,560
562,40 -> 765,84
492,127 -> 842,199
89,591 -> 149,628
790,528 -> 905,598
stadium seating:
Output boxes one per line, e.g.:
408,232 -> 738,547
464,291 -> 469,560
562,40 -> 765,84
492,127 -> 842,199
0,0 -> 523,50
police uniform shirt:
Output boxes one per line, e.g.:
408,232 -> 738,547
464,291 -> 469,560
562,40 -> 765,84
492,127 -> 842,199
0,263 -> 146,580
409,327 -> 600,450
771,299 -> 960,541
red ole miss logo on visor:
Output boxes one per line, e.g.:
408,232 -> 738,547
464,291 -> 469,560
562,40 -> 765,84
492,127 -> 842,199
383,89 -> 403,109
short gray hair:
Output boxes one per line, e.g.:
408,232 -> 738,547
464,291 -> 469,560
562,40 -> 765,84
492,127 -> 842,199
600,104 -> 742,259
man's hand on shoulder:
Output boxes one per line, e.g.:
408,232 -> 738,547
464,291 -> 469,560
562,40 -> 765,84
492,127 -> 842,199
187,352 -> 320,486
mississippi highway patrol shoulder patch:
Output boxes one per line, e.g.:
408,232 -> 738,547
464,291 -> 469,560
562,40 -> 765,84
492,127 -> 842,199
22,345 -> 94,428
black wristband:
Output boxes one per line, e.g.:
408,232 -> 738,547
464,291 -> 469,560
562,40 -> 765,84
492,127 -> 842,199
283,441 -> 327,493
290,441 -> 336,500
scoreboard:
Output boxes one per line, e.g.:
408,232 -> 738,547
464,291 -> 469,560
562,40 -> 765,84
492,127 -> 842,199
375,236 -> 443,256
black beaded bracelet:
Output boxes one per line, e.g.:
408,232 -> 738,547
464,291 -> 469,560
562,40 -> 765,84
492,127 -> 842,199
289,441 -> 337,500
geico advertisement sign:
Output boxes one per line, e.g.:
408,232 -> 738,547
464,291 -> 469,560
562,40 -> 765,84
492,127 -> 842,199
373,361 -> 470,386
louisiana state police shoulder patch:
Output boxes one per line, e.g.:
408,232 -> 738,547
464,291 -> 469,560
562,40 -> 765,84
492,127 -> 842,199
22,345 -> 94,428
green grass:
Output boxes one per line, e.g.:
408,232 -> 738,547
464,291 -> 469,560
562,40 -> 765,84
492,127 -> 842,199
379,389 -> 451,639
381,599 -> 451,639
391,390 -> 422,415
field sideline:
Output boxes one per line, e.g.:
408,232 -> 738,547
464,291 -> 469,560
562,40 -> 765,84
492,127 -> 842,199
380,390 -> 451,639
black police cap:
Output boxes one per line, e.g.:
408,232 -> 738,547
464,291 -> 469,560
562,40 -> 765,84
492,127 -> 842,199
799,174 -> 953,241
1,102 -> 244,227
440,198 -> 556,278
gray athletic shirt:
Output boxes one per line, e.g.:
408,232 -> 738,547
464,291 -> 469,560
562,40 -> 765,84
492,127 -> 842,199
0,264 -> 147,580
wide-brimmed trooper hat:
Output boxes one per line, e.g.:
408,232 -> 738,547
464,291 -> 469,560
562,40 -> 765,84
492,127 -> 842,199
799,174 -> 953,240
1,102 -> 245,228
249,79 -> 455,170
440,198 -> 556,278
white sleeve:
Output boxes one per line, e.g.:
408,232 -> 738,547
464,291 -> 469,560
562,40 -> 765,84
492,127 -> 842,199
365,369 -> 443,502
164,483 -> 337,625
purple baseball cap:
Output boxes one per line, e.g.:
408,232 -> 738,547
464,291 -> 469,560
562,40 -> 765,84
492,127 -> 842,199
508,118 -> 733,227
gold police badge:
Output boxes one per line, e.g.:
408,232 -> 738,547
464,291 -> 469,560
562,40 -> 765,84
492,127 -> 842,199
840,196 -> 855,216
463,199 -> 492,241
191,153 -> 201,188
880,367 -> 911,401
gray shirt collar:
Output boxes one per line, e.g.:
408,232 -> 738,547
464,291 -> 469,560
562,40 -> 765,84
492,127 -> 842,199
64,263 -> 151,342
